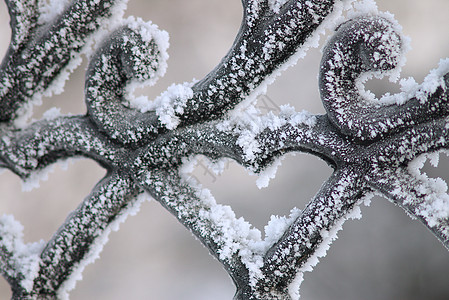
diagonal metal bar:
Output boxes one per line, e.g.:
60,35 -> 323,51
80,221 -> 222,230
136,167 -> 257,294
366,165 -> 449,250
254,166 -> 370,298
27,172 -> 140,299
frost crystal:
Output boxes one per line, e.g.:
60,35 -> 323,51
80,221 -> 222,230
152,83 -> 194,130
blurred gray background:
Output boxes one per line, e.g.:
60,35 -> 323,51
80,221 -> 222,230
1,0 -> 449,299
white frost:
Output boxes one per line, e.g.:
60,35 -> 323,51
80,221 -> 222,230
406,151 -> 449,232
263,207 -> 302,250
137,82 -> 194,130
57,192 -> 150,300
124,15 -> 170,90
287,196 -> 370,299
267,0 -> 289,14
42,107 -> 62,120
21,165 -> 54,192
38,0 -> 72,24
0,215 -> 45,292
256,156 -> 283,188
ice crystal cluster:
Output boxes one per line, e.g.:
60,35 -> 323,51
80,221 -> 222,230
0,0 -> 448,299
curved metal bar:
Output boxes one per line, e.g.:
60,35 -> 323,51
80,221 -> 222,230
85,20 -> 168,145
319,16 -> 449,141
0,116 -> 119,178
0,0 -> 125,122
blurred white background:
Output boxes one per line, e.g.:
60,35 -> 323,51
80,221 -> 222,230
1,0 -> 449,299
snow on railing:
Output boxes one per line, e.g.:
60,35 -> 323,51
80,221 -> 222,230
0,0 -> 448,299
